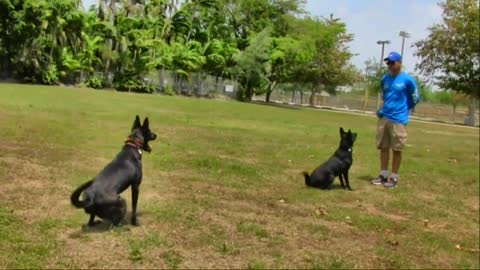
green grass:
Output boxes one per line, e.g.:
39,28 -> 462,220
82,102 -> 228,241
0,83 -> 478,268
0,208 -> 57,268
127,233 -> 169,262
237,221 -> 270,239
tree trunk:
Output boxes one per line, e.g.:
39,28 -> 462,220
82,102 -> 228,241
266,90 -> 272,103
465,95 -> 478,126
104,0 -> 116,75
300,91 -> 303,104
80,70 -> 85,83
247,86 -> 254,101
309,88 -> 316,107
265,83 -> 277,103
291,90 -> 295,103
452,104 -> 456,122
363,88 -> 369,110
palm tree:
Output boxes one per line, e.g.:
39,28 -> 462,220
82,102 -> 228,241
60,47 -> 82,83
79,32 -> 104,80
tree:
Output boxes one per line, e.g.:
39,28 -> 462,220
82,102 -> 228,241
78,32 -> 103,79
232,28 -> 272,101
60,47 -> 82,83
361,58 -> 384,109
0,0 -> 360,99
264,36 -> 301,102
414,0 -> 479,126
203,39 -> 238,78
0,0 -> 22,76
289,15 -> 355,106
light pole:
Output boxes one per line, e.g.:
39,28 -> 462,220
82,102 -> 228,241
376,40 -> 390,110
399,31 -> 415,112
399,31 -> 411,59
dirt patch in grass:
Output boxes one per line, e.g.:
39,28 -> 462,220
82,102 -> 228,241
363,204 -> 409,222
164,181 -> 380,268
0,154 -> 71,223
56,227 -> 133,268
463,196 -> 480,212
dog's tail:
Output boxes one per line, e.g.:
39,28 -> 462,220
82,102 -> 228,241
70,180 -> 94,208
303,172 -> 312,187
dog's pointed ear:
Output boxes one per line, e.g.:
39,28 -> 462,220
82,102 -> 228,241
352,133 -> 358,142
142,117 -> 149,129
132,115 -> 141,131
340,127 -> 346,137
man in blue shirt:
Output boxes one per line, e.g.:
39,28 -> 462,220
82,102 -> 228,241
371,52 -> 420,188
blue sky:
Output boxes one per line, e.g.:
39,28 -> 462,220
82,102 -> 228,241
82,0 -> 442,73
305,0 -> 443,73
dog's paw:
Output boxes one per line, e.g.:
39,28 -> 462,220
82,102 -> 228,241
347,186 -> 353,191
88,220 -> 102,227
131,218 -> 140,226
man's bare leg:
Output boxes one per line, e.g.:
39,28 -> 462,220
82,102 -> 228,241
384,150 -> 402,188
372,148 -> 390,185
381,148 -> 389,171
392,150 -> 402,175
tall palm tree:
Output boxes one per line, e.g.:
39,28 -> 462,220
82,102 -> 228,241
79,32 -> 104,80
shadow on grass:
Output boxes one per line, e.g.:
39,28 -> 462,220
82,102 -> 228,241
81,221 -> 112,233
70,211 -> 143,236
358,175 -> 375,182
305,184 -> 354,191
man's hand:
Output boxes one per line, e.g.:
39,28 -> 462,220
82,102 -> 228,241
376,110 -> 384,118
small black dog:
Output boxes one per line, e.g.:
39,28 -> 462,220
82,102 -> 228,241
70,115 -> 157,226
303,127 -> 357,190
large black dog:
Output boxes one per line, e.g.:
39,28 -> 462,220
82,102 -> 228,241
303,127 -> 357,190
71,115 -> 157,226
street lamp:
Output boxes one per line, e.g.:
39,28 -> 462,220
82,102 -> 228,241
399,31 -> 415,112
399,31 -> 411,58
376,40 -> 390,110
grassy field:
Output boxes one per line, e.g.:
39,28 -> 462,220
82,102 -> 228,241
0,83 -> 478,269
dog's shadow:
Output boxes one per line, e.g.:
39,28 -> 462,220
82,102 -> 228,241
81,221 -> 113,233
330,185 -> 351,190
69,212 -> 143,237
305,184 -> 353,191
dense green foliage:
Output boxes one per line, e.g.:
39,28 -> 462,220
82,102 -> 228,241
0,0 -> 357,100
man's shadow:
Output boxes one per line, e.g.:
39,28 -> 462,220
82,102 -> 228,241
358,175 -> 374,182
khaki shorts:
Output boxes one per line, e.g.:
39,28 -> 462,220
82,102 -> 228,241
376,118 -> 407,151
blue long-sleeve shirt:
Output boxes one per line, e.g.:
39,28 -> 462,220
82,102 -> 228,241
379,72 -> 420,125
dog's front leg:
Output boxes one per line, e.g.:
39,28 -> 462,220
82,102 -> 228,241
131,184 -> 139,226
338,174 -> 346,189
88,214 -> 96,226
343,171 -> 352,191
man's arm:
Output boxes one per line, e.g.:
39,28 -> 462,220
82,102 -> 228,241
406,77 -> 420,110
